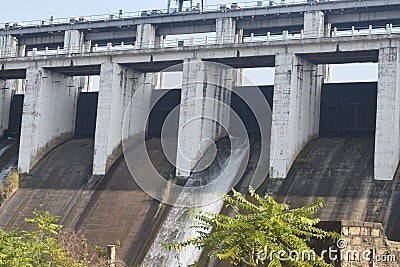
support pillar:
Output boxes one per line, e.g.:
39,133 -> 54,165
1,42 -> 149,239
374,47 -> 400,181
136,24 -> 157,49
270,54 -> 323,179
176,59 -> 234,177
64,30 -> 92,91
216,18 -> 236,44
64,30 -> 85,53
93,63 -> 152,175
0,80 -> 14,137
18,67 -> 80,173
303,11 -> 325,38
0,35 -> 18,58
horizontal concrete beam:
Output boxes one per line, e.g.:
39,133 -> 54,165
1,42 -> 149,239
46,65 -> 101,76
0,69 -> 26,80
1,0 -> 399,45
0,34 -> 397,74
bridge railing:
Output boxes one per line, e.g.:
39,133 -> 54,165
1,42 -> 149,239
4,23 -> 399,59
0,0 -> 310,30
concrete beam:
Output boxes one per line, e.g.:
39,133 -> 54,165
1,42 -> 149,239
176,59 -> 233,177
18,67 -> 80,173
374,47 -> 400,181
270,53 -> 323,179
2,0 -> 399,38
93,63 -> 152,175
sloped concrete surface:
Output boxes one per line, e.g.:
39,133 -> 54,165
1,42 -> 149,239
75,139 -> 174,266
276,137 -> 400,241
0,139 -> 94,230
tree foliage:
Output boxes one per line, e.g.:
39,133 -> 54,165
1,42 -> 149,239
0,211 -> 90,267
164,188 -> 340,267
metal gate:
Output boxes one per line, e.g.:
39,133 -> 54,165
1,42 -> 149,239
74,92 -> 98,138
320,82 -> 377,135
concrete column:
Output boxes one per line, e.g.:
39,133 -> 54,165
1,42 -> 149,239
270,53 -> 323,179
93,63 -> 152,175
0,80 -> 14,137
176,59 -> 233,177
18,67 -> 80,173
136,24 -> 157,49
303,11 -> 325,38
64,30 -> 85,54
374,47 -> 400,181
216,18 -> 236,44
0,35 -> 18,58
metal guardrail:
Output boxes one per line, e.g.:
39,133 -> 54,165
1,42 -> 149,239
0,24 -> 398,59
0,0 -> 317,30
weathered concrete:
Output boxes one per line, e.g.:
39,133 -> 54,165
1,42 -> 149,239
0,139 -> 95,231
63,30 -> 86,54
216,18 -> 236,44
275,136 -> 400,241
270,53 -> 323,179
136,24 -> 158,49
0,35 -> 18,58
76,139 -> 174,266
0,80 -> 13,137
374,47 -> 400,181
93,63 -> 152,175
18,67 -> 80,173
303,11 -> 326,38
176,59 -> 234,177
1,0 -> 400,47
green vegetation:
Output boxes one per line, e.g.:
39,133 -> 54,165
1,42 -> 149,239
164,188 -> 340,267
0,211 -> 120,267
0,170 -> 19,206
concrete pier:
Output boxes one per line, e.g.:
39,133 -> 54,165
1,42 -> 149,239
64,29 -> 91,54
270,54 -> 323,179
93,63 -> 152,175
374,47 -> 400,181
303,11 -> 326,38
18,67 -> 80,173
176,59 -> 234,177
216,18 -> 236,44
0,80 -> 13,136
136,24 -> 158,49
0,35 -> 18,58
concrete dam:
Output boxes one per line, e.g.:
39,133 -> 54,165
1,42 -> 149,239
0,0 -> 400,266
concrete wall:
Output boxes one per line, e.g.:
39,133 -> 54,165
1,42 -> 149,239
18,67 -> 80,173
270,54 -> 323,179
176,59 -> 234,177
340,221 -> 398,267
93,63 -> 152,175
374,47 -> 400,181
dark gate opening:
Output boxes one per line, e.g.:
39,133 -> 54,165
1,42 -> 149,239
147,89 -> 181,138
74,92 -> 98,138
6,94 -> 24,138
231,85 -> 274,139
319,82 -> 377,136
